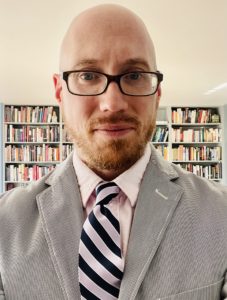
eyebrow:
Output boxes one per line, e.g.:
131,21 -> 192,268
73,59 -> 100,69
72,58 -> 151,70
122,58 -> 151,70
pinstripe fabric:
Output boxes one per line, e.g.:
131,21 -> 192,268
79,182 -> 124,299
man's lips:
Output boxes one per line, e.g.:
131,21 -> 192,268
94,124 -> 135,131
93,124 -> 136,136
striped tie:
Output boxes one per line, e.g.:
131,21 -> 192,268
78,181 -> 124,299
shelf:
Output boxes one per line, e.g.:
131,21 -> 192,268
5,142 -> 60,144
5,161 -> 60,164
172,142 -> 221,145
5,181 -> 32,184
172,123 -> 221,126
173,160 -> 222,163
156,121 -> 168,126
4,122 -> 60,125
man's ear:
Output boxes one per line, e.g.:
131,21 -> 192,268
53,74 -> 63,104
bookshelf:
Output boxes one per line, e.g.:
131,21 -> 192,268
3,105 -> 61,191
0,104 -> 226,192
152,106 -> 226,185
152,106 -> 170,160
170,107 -> 224,182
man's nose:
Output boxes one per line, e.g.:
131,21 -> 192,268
98,81 -> 129,112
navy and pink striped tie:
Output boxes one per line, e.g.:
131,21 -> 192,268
79,181 -> 124,299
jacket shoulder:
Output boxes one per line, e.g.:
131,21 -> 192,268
0,173 -> 51,223
171,162 -> 227,209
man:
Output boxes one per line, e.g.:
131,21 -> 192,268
0,4 -> 227,300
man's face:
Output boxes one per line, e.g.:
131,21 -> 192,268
54,12 -> 161,177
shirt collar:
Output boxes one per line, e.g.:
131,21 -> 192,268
113,144 -> 151,207
73,144 -> 151,208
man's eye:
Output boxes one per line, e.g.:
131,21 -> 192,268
127,72 -> 141,80
80,72 -> 97,80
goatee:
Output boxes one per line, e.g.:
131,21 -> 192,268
64,112 -> 155,174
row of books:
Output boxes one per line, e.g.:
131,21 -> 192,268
172,108 -> 220,124
5,125 -> 60,143
5,145 -> 60,162
154,145 -> 169,160
172,146 -> 221,162
152,127 -> 168,143
4,106 -> 59,123
62,145 -> 74,161
5,164 -> 56,182
178,163 -> 222,180
172,128 -> 222,143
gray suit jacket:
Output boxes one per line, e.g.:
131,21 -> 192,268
0,145 -> 227,300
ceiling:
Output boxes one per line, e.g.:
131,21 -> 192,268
0,0 -> 227,107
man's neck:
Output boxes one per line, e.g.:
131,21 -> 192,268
87,165 -> 128,181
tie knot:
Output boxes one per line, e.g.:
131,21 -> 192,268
95,181 -> 120,206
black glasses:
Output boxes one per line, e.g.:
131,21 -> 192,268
62,70 -> 163,96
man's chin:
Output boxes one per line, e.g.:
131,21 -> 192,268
70,122 -> 154,171
81,138 -> 146,172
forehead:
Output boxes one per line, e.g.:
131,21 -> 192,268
72,57 -> 151,72
62,31 -> 154,71
60,10 -> 155,71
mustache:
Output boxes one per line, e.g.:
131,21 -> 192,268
88,114 -> 141,129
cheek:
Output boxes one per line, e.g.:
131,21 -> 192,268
61,93 -> 95,128
134,99 -> 157,123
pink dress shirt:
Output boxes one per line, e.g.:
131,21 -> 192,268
73,144 -> 151,258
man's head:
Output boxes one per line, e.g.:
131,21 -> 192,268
53,4 -> 162,180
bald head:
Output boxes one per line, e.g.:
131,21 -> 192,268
59,4 -> 157,72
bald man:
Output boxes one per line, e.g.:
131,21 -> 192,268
0,4 -> 227,300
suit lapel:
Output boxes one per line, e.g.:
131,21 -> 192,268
36,154 -> 84,300
119,149 -> 183,300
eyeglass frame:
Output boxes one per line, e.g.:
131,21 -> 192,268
61,70 -> 163,97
